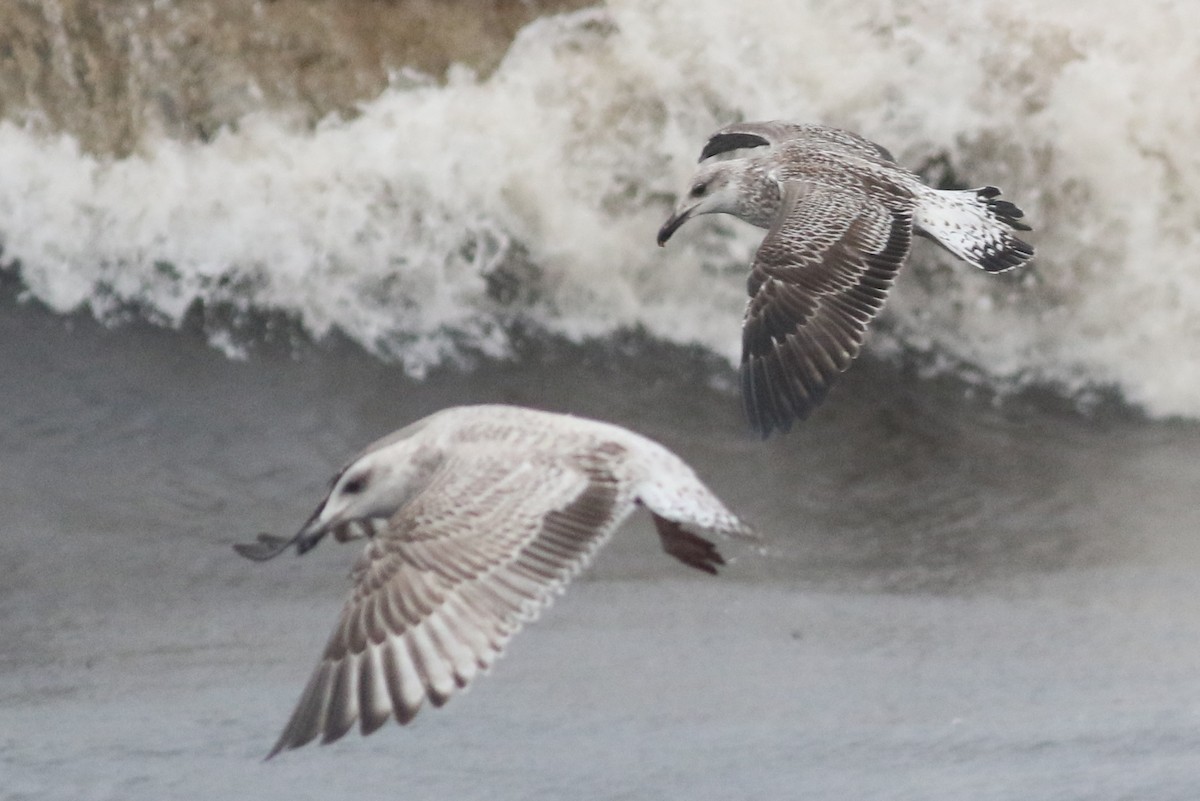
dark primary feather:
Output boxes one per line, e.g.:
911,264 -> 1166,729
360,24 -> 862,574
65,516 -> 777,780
700,121 -> 897,164
700,131 -> 772,161
652,515 -> 725,575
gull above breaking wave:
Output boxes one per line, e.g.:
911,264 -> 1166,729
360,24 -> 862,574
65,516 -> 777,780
658,121 -> 1035,436
235,404 -> 755,758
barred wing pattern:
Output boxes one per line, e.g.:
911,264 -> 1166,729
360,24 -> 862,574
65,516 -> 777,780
742,182 -> 913,435
265,449 -> 626,758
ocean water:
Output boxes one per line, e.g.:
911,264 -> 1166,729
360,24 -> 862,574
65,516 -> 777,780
3,278 -> 1200,801
2,2 -> 1200,800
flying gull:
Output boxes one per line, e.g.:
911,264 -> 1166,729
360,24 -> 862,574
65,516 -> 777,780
234,404 -> 755,757
657,121 -> 1035,436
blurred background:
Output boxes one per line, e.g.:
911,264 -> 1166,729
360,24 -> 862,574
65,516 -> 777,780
1,2 -> 1198,800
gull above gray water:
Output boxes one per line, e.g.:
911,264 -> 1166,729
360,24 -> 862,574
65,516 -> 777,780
235,404 -> 755,757
658,121 -> 1035,436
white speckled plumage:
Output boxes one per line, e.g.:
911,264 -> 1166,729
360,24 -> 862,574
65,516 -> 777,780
658,121 -> 1034,436
235,404 -> 754,757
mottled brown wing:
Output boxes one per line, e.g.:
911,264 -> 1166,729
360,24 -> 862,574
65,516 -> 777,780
265,451 -> 625,758
741,182 -> 912,435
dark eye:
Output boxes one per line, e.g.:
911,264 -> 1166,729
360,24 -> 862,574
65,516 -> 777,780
689,182 -> 708,198
342,474 -> 369,494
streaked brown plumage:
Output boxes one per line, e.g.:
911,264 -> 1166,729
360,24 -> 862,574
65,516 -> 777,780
658,121 -> 1034,436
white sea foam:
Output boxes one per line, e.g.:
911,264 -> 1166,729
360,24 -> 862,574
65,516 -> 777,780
1,1 -> 1198,415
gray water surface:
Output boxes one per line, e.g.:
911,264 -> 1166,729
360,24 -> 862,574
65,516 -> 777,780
2,295 -> 1199,801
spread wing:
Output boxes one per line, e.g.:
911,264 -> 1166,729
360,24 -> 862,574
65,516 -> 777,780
741,181 -> 913,436
700,121 -> 895,163
265,450 -> 627,757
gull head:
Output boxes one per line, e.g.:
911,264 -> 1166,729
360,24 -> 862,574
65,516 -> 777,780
297,427 -> 441,541
657,160 -> 752,246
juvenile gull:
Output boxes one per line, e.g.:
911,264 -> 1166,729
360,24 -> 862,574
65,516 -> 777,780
657,121 -> 1035,436
234,404 -> 755,758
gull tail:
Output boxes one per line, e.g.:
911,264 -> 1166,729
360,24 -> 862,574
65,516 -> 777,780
914,186 -> 1034,273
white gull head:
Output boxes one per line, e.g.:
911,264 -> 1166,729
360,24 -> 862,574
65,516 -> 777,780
657,159 -> 776,246
297,421 -> 440,543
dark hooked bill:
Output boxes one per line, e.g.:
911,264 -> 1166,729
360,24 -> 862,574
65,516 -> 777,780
656,209 -> 692,246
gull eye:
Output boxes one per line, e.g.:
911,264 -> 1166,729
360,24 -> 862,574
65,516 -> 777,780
342,473 -> 369,495
689,181 -> 708,198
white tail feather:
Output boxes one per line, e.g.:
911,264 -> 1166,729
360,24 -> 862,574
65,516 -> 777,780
914,187 -> 1034,273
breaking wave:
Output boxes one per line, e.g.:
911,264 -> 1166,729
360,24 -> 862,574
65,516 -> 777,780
1,1 -> 1198,415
